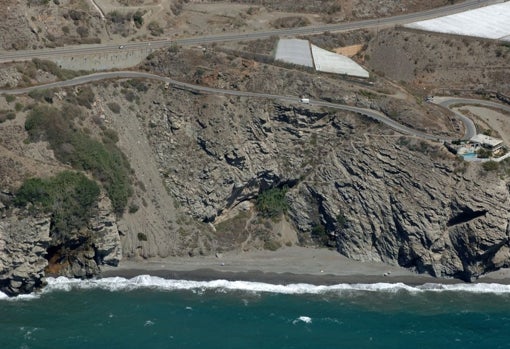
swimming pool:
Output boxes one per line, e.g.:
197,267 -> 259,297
462,152 -> 478,160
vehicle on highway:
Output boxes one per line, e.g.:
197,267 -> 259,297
300,98 -> 310,104
119,45 -> 125,49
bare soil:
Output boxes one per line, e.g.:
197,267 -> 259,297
365,28 -> 510,96
1,0 -> 463,51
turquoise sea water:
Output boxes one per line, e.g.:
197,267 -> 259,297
2,276 -> 510,349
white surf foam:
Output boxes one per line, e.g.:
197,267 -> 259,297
38,276 -> 510,295
0,291 -> 40,301
295,316 -> 312,324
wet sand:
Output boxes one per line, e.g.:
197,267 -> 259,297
101,246 -> 510,285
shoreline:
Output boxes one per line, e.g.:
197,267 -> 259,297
100,246 -> 510,286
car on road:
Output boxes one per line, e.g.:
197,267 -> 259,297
119,45 -> 125,49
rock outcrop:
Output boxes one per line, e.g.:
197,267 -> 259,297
143,90 -> 510,281
47,193 -> 122,279
0,212 -> 51,297
0,191 -> 121,296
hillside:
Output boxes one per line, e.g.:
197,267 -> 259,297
1,0 -> 461,50
1,2 -> 510,296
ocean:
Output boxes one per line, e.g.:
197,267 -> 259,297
1,276 -> 510,349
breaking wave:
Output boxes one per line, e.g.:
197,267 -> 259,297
37,275 -> 510,295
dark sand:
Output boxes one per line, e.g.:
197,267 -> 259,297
101,246 -> 510,285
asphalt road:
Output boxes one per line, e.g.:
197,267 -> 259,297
4,71 -> 508,142
432,97 -> 510,140
0,0 -> 500,63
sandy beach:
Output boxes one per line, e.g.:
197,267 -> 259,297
101,246 -> 510,285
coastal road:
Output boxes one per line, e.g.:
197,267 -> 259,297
4,71 -> 506,142
431,96 -> 510,140
0,0 -> 500,64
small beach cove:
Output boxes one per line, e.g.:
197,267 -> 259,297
100,246 -> 510,286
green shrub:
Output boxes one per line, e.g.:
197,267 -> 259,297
477,148 -> 492,159
15,171 -> 100,241
28,88 -> 53,102
482,161 -> 499,172
133,10 -> 144,28
137,232 -> 148,241
4,94 -> 15,103
75,86 -> 95,109
336,213 -> 348,228
102,128 -> 119,144
122,89 -> 136,102
25,105 -> 133,214
148,21 -> 163,36
256,186 -> 289,217
15,102 -> 23,112
107,102 -> 121,114
0,110 -> 16,123
128,203 -> 139,213
32,58 -> 83,80
311,223 -> 329,245
122,79 -> 148,92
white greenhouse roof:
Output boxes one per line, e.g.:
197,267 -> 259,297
310,45 -> 369,78
405,2 -> 510,41
275,39 -> 314,67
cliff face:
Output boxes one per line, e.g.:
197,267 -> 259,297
45,193 -> 122,279
288,138 -> 510,281
139,89 -> 509,281
0,212 -> 51,297
0,192 -> 121,296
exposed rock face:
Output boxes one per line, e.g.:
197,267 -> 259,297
0,213 -> 51,297
290,142 -> 510,281
144,91 -> 510,280
90,194 -> 122,267
0,192 -> 121,296
49,193 -> 122,279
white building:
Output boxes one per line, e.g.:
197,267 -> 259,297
469,134 -> 503,151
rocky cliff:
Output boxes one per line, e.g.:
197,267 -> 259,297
45,193 -> 122,279
0,192 -> 121,296
0,209 -> 51,297
132,85 -> 509,281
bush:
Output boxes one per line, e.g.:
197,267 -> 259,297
137,232 -> 148,241
129,203 -> 139,213
122,89 -> 136,102
107,102 -> 121,114
482,161 -> 499,172
76,26 -> 89,38
311,223 -> 329,245
0,110 -> 16,123
4,94 -> 15,103
28,88 -> 53,103
133,10 -> 144,28
25,105 -> 133,214
32,58 -> 82,80
15,171 -> 100,241
102,128 -> 119,144
477,148 -> 492,159
256,186 -> 289,217
75,86 -> 95,109
122,79 -> 148,92
148,21 -> 163,36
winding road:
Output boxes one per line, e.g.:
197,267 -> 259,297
0,0 -> 500,64
2,71 -> 509,142
432,97 -> 510,140
1,0 -> 508,141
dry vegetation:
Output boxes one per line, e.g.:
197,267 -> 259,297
365,29 -> 510,95
1,0 -> 465,50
